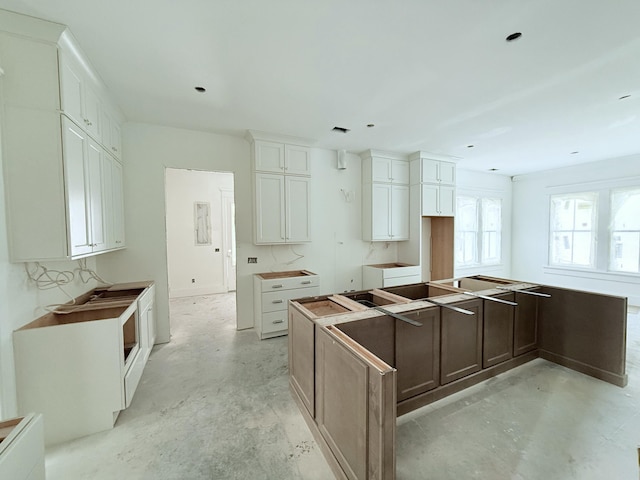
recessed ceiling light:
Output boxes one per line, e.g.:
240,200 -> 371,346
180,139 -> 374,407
489,168 -> 499,171
570,151 -> 579,155
332,126 -> 350,133
619,94 -> 631,100
194,86 -> 206,93
367,124 -> 375,128
506,32 -> 522,42
467,144 -> 474,148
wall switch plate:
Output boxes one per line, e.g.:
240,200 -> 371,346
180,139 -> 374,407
248,257 -> 258,264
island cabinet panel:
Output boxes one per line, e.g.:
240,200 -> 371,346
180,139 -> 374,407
395,308 -> 440,401
440,299 -> 483,385
513,289 -> 539,356
482,292 -> 515,368
316,326 -> 395,480
538,286 -> 628,387
336,316 -> 395,367
289,306 -> 316,417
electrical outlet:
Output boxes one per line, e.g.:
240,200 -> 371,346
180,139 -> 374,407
192,278 -> 196,283
215,248 -> 220,252
248,257 -> 258,264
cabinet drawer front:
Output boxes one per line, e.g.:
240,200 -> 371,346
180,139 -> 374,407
124,349 -> 145,408
262,310 -> 288,334
262,287 -> 319,313
382,265 -> 421,279
260,275 -> 319,292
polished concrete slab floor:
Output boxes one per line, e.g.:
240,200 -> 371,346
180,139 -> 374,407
45,294 -> 639,479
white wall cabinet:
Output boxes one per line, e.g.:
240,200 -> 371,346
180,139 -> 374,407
361,150 -> 410,241
253,271 -> 319,339
249,132 -> 312,245
0,19 -> 126,262
410,153 -> 457,217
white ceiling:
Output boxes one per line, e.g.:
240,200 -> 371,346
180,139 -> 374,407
1,0 -> 639,176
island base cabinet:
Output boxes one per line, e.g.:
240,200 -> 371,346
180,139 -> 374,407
440,299 -> 483,385
315,326 -> 396,480
483,292 -> 515,368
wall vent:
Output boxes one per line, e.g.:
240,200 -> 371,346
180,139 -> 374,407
332,126 -> 350,133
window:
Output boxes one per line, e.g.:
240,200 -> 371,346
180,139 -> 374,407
610,188 -> 640,273
455,196 -> 502,267
549,193 -> 597,268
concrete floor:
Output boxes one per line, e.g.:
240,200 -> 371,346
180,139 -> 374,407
45,295 -> 640,480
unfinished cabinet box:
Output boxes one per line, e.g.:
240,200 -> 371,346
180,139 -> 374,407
13,282 -> 154,445
362,263 -> 421,289
254,270 -> 319,339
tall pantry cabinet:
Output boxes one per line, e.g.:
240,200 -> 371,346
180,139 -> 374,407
0,11 -> 126,262
248,131 -> 312,245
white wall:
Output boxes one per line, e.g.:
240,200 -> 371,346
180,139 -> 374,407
165,169 -> 233,298
454,169 -> 513,279
0,137 -> 98,418
512,154 -> 640,306
96,123 -> 397,341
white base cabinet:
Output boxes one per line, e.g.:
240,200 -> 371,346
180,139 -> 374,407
0,414 -> 45,480
13,282 -> 155,445
254,271 -> 319,339
362,263 -> 421,289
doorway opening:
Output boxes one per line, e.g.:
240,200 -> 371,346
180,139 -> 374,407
164,168 -> 237,325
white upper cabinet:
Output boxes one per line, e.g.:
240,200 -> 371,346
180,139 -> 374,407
248,131 -> 312,245
420,158 -> 456,185
411,152 -> 457,217
59,52 -> 101,139
253,139 -> 311,176
101,108 -> 123,160
0,12 -> 126,261
361,150 -> 410,241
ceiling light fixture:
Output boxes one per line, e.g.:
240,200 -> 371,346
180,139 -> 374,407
194,86 -> 206,93
332,126 -> 350,133
619,94 -> 631,100
367,124 -> 375,128
506,32 -> 522,42
570,151 -> 579,155
467,144 -> 474,148
489,168 -> 499,171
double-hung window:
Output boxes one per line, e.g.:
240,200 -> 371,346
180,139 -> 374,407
610,188 -> 640,273
455,196 -> 502,267
549,193 -> 598,268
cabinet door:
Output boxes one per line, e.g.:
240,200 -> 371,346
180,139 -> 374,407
83,85 -> 101,139
371,157 -> 392,182
391,160 -> 410,184
439,185 -> 456,216
285,176 -> 311,242
111,159 -> 126,248
421,159 -> 440,183
371,183 -> 392,240
254,140 -> 285,173
87,141 -> 107,252
482,292 -> 514,368
285,144 -> 311,175
110,120 -> 122,159
396,307 -> 440,401
421,184 -> 440,216
59,56 -> 84,128
254,173 -> 285,244
289,306 -> 315,416
514,290 -> 539,356
62,119 -> 92,257
440,299 -> 483,384
391,185 -> 409,240
439,161 -> 456,185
